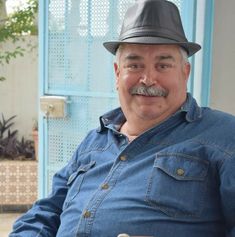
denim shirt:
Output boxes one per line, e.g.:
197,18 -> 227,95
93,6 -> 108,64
10,94 -> 235,237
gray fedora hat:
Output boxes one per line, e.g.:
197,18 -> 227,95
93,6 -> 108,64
103,0 -> 201,57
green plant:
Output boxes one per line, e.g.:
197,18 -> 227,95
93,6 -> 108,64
0,0 -> 38,81
0,114 -> 17,138
17,137 -> 35,159
0,114 -> 18,158
0,114 -> 35,160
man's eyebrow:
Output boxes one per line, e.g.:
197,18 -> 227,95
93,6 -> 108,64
123,54 -> 176,62
157,55 -> 175,61
124,54 -> 175,61
124,54 -> 143,61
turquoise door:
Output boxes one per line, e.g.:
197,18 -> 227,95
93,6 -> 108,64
38,0 -> 212,197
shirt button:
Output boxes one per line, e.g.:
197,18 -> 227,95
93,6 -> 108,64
83,210 -> 91,218
176,168 -> 185,176
120,155 -> 127,161
101,183 -> 109,190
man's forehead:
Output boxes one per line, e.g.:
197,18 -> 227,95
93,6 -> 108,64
121,44 -> 180,56
121,44 -> 179,61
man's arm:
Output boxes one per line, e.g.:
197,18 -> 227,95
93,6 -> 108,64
220,154 -> 235,237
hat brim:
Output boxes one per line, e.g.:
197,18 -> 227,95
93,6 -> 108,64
103,36 -> 201,57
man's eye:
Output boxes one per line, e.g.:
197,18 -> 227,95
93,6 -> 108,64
157,64 -> 173,71
128,64 -> 139,69
126,64 -> 143,71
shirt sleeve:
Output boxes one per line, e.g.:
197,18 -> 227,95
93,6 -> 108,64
219,154 -> 235,237
9,149 -> 80,237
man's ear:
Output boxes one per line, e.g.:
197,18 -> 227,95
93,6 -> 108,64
184,62 -> 191,82
114,62 -> 120,90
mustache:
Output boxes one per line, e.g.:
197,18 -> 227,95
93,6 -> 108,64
130,85 -> 168,97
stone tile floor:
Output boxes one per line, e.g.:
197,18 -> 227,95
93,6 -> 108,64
0,213 -> 23,237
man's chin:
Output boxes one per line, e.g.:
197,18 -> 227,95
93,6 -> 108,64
136,108 -> 166,121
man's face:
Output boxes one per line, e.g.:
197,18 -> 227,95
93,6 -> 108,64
114,44 -> 190,125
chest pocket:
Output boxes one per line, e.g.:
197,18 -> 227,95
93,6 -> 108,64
146,153 -> 209,218
63,160 -> 96,209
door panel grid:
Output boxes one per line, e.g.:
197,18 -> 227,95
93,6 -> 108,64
40,0 -> 193,196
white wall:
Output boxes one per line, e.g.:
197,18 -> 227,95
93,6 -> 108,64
0,36 -> 38,139
210,0 -> 235,115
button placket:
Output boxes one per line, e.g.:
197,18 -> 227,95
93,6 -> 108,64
83,210 -> 91,218
77,152 -> 129,236
120,155 -> 127,161
101,183 -> 109,190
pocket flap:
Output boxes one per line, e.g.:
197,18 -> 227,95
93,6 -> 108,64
154,153 -> 209,181
67,160 -> 96,185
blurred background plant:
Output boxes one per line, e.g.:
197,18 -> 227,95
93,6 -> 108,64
0,0 -> 38,81
0,114 -> 35,160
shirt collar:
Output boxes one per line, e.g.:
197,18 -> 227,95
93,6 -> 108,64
97,107 -> 125,133
179,93 -> 203,122
97,93 -> 202,132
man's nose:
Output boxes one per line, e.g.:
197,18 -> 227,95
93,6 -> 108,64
139,70 -> 157,87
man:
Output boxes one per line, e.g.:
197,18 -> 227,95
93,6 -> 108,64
10,0 -> 235,237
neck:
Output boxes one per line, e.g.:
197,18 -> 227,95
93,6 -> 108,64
120,121 -> 147,142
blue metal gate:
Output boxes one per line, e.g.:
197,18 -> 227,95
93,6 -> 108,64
38,0 -> 203,197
